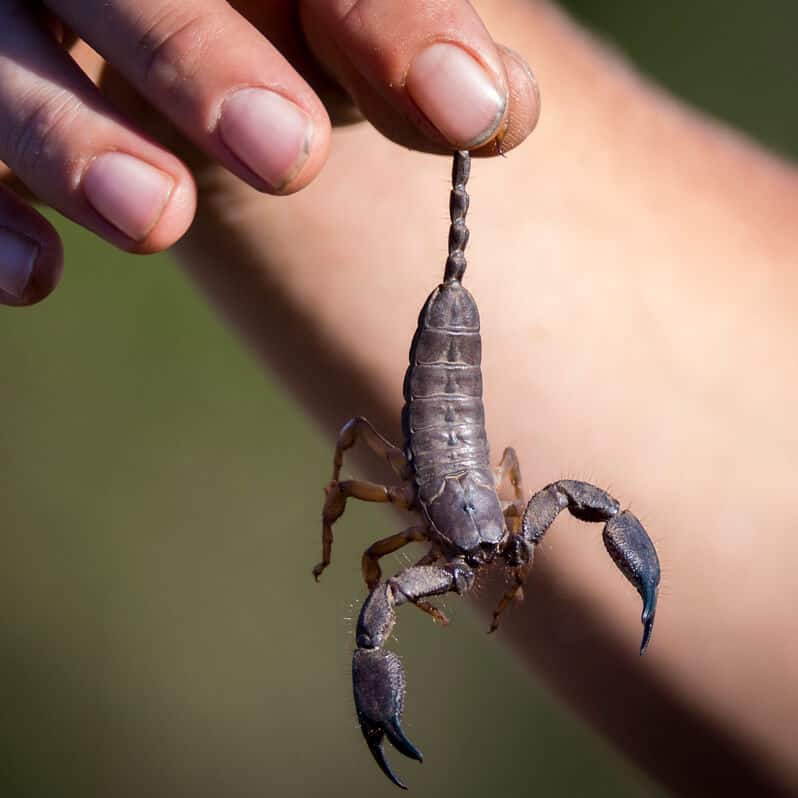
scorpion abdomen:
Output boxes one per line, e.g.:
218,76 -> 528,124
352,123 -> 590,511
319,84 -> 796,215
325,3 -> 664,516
402,281 -> 502,551
402,280 -> 490,483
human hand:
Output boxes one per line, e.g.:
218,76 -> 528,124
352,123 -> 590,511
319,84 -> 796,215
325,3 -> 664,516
0,0 -> 539,307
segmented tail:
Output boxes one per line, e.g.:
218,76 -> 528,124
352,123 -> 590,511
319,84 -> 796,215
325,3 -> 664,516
443,150 -> 471,284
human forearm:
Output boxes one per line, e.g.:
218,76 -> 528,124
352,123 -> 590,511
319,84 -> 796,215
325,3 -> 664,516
175,2 -> 798,794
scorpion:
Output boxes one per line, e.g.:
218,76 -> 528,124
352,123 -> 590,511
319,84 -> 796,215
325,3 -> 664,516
313,150 -> 661,789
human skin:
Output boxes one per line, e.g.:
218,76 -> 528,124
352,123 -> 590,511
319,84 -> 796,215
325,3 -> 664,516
173,4 -> 798,797
4,1 -> 798,796
0,0 -> 537,303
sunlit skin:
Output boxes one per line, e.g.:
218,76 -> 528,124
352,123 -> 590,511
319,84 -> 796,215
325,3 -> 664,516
175,7 -> 798,795
2,1 -> 797,796
0,0 -> 538,302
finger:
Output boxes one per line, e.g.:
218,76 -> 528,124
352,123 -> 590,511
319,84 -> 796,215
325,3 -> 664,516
0,9 -> 195,252
497,45 -> 541,155
0,184 -> 63,306
299,0 -> 540,155
45,0 -> 331,194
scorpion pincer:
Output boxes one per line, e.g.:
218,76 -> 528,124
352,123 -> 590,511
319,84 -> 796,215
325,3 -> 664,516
313,150 -> 661,789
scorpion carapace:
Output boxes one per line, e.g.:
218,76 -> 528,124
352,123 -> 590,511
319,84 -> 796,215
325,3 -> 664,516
313,150 -> 661,789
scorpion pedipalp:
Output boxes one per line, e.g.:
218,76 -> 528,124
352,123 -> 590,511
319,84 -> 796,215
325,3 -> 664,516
603,510 -> 661,653
516,481 -> 661,651
352,648 -> 421,790
352,564 -> 474,787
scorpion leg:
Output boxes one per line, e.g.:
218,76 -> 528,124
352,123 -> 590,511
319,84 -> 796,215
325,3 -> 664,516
364,535 -> 456,638
314,480 -> 415,580
501,498 -> 525,534
494,446 -> 524,502
411,547 -> 452,625
362,524 -> 430,590
353,563 -> 474,788
494,450 -> 526,632
489,518 -> 532,632
331,416 -> 411,483
406,546 -> 451,626
489,560 -> 532,633
522,480 -> 661,653
315,417 -> 413,580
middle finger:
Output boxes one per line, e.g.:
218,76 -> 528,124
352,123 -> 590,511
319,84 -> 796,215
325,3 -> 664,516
46,0 -> 332,193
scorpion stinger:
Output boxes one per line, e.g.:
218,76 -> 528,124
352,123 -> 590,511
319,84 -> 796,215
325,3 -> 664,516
313,150 -> 661,788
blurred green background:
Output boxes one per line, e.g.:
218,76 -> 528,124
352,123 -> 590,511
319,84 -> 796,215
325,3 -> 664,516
2,3 -> 796,796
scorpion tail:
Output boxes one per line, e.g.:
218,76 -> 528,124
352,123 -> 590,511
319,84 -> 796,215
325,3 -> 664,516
443,150 -> 471,284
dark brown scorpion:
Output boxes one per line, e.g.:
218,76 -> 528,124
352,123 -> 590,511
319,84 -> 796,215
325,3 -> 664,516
313,150 -> 661,789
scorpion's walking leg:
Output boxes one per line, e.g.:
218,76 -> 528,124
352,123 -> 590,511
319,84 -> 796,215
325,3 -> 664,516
330,416 -> 411,483
511,480 -> 661,651
495,445 -> 526,535
314,417 -> 413,580
353,563 -> 475,788
485,450 -> 530,631
314,480 -> 415,580
406,547 -> 450,624
489,520 -> 532,632
494,446 -> 524,502
489,550 -> 532,632
362,525 -> 429,590
363,535 -> 454,646
487,467 -> 531,632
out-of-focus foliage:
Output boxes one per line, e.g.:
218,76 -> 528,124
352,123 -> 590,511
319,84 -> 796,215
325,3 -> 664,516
3,3 -> 796,796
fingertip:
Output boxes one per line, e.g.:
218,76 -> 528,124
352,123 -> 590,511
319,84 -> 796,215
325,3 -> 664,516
80,151 -> 197,254
216,87 -> 331,196
24,230 -> 64,305
267,108 -> 331,195
0,215 -> 63,307
130,165 -> 197,254
472,46 -> 540,157
301,2 -> 539,158
405,42 -> 507,150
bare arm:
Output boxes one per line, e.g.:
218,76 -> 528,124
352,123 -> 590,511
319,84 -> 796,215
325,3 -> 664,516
174,2 -> 798,795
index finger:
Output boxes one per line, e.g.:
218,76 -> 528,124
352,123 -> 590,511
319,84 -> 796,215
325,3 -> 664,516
300,0 -> 540,154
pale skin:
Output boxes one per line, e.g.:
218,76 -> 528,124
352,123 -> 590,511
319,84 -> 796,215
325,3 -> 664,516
2,1 -> 797,796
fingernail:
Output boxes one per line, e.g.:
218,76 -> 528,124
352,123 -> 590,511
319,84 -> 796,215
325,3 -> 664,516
407,43 -> 506,148
0,227 -> 38,298
84,153 -> 174,241
219,88 -> 313,191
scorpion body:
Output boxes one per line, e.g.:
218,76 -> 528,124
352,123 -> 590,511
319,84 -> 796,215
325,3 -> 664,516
314,151 -> 661,789
403,155 -> 504,564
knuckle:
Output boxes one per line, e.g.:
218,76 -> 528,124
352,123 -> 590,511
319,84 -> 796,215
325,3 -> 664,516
136,8 -> 229,102
7,88 -> 84,181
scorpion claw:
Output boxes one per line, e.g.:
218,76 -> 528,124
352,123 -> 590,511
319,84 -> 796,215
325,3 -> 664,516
640,584 -> 657,655
365,728 -> 408,790
383,715 -> 423,763
353,649 -> 422,788
362,715 -> 422,790
602,510 -> 661,655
